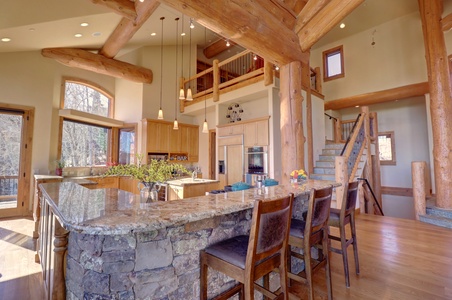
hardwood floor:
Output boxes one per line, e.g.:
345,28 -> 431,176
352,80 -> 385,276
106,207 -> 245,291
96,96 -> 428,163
0,214 -> 451,299
0,217 -> 45,300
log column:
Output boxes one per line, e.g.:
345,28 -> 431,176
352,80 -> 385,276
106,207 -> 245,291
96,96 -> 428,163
280,61 -> 305,183
419,0 -> 452,208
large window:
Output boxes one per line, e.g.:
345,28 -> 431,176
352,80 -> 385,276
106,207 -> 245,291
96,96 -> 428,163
60,78 -> 114,167
323,45 -> 344,81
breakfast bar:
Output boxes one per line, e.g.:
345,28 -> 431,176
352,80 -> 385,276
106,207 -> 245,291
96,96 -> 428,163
37,180 -> 338,299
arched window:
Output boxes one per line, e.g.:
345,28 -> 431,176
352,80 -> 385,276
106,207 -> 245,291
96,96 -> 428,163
60,78 -> 114,167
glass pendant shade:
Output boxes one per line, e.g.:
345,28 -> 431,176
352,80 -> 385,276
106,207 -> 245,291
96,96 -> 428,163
179,88 -> 185,100
202,120 -> 209,133
173,119 -> 179,130
186,88 -> 193,101
158,108 -> 163,120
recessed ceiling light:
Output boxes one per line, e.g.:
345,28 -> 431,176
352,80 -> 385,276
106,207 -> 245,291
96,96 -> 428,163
1,37 -> 11,42
139,0 -> 144,2
92,32 -> 101,37
74,33 -> 82,38
81,22 -> 89,27
151,32 -> 156,36
340,23 -> 345,29
181,32 -> 186,36
29,28 -> 35,31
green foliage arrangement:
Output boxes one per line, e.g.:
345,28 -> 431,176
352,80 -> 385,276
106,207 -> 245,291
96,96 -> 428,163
103,159 -> 188,183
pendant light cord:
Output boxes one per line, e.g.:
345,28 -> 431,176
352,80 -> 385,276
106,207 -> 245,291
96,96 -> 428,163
159,17 -> 164,110
175,18 -> 179,121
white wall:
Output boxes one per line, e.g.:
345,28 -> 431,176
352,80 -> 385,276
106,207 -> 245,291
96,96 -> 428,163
311,12 -> 428,101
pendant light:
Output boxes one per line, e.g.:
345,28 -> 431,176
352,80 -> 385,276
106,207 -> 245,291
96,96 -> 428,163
202,27 -> 208,133
179,15 -> 185,100
185,19 -> 193,101
157,17 -> 165,120
173,17 -> 179,130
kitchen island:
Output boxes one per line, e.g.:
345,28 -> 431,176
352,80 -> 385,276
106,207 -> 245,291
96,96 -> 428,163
37,180 -> 338,299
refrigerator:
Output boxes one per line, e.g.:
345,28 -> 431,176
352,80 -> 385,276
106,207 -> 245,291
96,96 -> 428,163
218,135 -> 244,187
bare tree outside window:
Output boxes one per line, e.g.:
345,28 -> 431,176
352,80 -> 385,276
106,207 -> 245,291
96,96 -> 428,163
61,80 -> 112,167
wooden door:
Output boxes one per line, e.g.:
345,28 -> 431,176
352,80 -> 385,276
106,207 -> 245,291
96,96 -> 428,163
226,144 -> 244,185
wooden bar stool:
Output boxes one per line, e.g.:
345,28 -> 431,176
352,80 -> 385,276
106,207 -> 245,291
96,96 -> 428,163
328,181 -> 360,287
288,186 -> 333,300
200,193 -> 294,300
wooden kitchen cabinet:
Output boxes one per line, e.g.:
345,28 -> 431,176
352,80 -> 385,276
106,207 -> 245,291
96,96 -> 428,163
85,176 -> 119,189
217,123 -> 243,136
119,176 -> 140,194
244,118 -> 269,146
142,119 -> 199,162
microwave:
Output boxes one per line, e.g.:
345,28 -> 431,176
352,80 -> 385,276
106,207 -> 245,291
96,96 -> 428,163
148,153 -> 168,162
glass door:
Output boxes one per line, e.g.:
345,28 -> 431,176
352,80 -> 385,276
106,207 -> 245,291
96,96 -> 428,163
0,109 -> 26,217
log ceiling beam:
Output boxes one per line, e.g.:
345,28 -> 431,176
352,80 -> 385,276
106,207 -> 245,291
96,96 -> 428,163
99,0 -> 160,58
203,39 -> 237,59
42,48 -> 153,84
297,0 -> 364,52
159,0 -> 309,66
441,13 -> 452,31
88,0 -> 137,20
324,82 -> 429,110
294,0 -> 330,34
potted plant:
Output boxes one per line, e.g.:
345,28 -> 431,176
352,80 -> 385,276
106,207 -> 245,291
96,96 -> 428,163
103,157 -> 188,202
55,159 -> 65,176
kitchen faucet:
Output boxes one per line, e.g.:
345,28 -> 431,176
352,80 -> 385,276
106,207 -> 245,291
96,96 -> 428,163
192,169 -> 197,179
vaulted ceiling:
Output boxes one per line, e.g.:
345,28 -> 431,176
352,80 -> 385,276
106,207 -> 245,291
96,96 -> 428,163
0,0 -> 420,83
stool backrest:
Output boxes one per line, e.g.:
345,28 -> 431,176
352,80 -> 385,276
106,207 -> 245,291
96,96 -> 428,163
247,194 -> 294,264
305,186 -> 333,237
343,181 -> 359,217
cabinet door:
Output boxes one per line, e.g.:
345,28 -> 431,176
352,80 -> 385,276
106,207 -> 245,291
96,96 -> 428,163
244,122 -> 257,147
217,123 -> 243,136
180,126 -> 189,153
169,126 -> 181,153
158,123 -> 171,152
146,122 -> 160,153
188,126 -> 199,162
255,119 -> 269,145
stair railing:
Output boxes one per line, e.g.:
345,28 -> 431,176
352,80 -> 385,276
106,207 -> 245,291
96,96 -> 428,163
358,178 -> 384,215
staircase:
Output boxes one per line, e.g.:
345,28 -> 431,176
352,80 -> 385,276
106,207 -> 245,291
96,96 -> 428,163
419,199 -> 452,229
309,142 -> 367,207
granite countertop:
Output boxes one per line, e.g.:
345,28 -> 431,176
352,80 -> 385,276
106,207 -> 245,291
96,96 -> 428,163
39,180 -> 339,235
166,178 -> 220,186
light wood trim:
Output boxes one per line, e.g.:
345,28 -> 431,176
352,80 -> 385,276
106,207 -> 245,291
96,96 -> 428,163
99,0 -> 159,58
212,59 -> 220,102
380,186 -> 413,197
325,82 -> 429,110
42,48 -> 153,84
297,0 -> 364,52
218,68 -> 263,89
59,109 -> 124,127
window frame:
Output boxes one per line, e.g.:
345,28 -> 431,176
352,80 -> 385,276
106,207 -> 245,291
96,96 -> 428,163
58,77 -> 115,167
322,45 -> 345,82
378,131 -> 396,165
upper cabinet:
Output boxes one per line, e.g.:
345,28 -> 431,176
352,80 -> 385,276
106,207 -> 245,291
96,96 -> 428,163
217,116 -> 269,146
142,119 -> 199,162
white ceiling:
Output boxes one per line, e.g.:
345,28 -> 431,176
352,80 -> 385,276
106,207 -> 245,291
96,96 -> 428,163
0,0 -> 420,56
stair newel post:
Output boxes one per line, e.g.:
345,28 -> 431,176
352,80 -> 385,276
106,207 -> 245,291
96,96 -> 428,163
334,118 -> 342,143
335,155 -> 348,209
361,106 -> 374,188
370,112 -> 382,206
412,161 -> 427,220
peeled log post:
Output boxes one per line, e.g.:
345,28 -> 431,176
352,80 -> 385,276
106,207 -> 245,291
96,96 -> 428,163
418,0 -> 452,208
280,61 -> 304,183
412,161 -> 427,220
335,156 -> 348,209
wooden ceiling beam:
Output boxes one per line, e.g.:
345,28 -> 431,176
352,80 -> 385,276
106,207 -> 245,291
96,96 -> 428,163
324,82 -> 429,110
297,0 -> 364,52
42,48 -> 153,84
294,0 -> 330,34
203,39 -> 237,59
98,0 -> 160,58
159,0 -> 309,66
441,13 -> 452,31
88,0 -> 137,20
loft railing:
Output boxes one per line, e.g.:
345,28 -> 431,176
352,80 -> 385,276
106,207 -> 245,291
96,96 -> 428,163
180,50 -> 322,109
